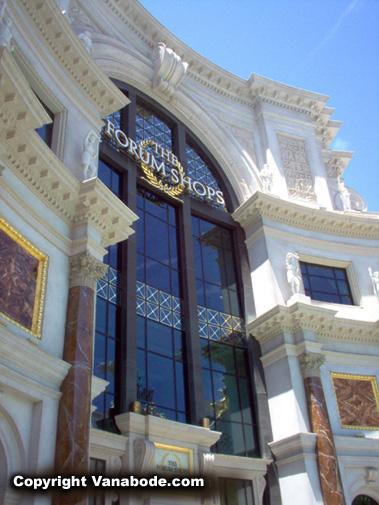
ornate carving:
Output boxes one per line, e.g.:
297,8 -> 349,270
108,456 -> 122,475
298,352 -> 325,378
369,267 -> 379,299
78,31 -> 93,55
81,130 -> 99,181
286,252 -> 302,295
67,4 -> 102,33
0,1 -> 13,51
335,184 -> 367,212
277,134 -> 317,202
260,163 -> 274,193
151,42 -> 188,100
338,177 -> 351,211
69,251 -> 107,290
133,439 -> 155,475
252,475 -> 266,505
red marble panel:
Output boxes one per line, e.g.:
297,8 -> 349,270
304,376 -> 346,505
332,375 -> 379,429
0,228 -> 39,330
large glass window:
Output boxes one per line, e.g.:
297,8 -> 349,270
93,87 -> 259,459
194,216 -> 257,457
135,187 -> 187,422
300,262 -> 354,305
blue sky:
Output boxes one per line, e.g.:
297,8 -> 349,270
139,0 -> 379,211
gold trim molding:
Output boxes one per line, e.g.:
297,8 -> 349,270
331,372 -> 379,431
0,216 -> 48,339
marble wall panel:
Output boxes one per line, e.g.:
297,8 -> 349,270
332,373 -> 379,430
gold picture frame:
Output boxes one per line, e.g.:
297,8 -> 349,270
331,372 -> 379,430
0,216 -> 48,338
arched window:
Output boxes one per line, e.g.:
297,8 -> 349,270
92,83 -> 259,458
352,496 -> 379,505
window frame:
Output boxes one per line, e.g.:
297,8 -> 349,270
298,254 -> 360,306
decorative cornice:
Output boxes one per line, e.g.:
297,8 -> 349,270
269,432 -> 317,465
14,0 -> 128,117
233,192 -> 379,239
3,132 -> 138,247
247,301 -> 379,346
69,251 -> 108,289
298,351 -> 325,378
115,412 -> 221,448
0,46 -> 51,137
211,453 -> 271,480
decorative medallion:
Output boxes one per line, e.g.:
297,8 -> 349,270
331,373 -> 379,430
0,216 -> 48,338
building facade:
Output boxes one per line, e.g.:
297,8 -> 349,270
0,1 -> 378,504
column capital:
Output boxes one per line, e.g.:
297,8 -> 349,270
298,351 -> 325,379
69,251 -> 107,290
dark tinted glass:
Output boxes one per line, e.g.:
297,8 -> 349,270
300,262 -> 354,305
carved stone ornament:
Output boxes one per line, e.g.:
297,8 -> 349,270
78,31 -> 92,55
69,251 -> 108,290
151,42 -> 188,100
338,177 -> 352,211
0,1 -> 13,51
277,134 -> 317,203
286,252 -> 302,295
369,267 -> 379,299
66,4 -> 102,34
260,163 -> 274,193
252,475 -> 267,505
133,439 -> 155,475
81,130 -> 99,181
298,352 -> 326,379
334,183 -> 367,212
366,467 -> 379,484
108,456 -> 122,475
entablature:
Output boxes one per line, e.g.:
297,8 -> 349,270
233,192 -> 379,240
247,299 -> 379,347
2,130 -> 138,248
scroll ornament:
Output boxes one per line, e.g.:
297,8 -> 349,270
151,42 -> 188,100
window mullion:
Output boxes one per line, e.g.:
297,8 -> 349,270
175,124 -> 206,425
119,92 -> 139,414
